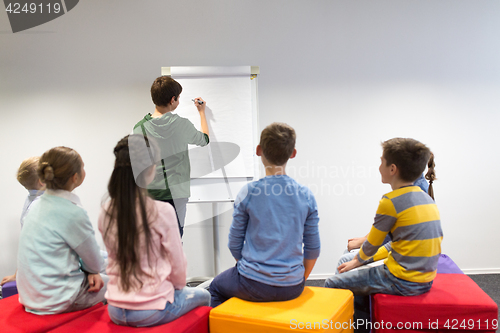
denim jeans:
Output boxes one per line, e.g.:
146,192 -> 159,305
209,266 -> 305,308
325,265 -> 433,333
325,264 -> 432,296
108,287 -> 210,327
336,250 -> 358,274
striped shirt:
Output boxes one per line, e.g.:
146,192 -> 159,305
357,186 -> 442,283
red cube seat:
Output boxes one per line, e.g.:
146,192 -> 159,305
0,295 -> 104,333
372,274 -> 498,333
50,304 -> 211,333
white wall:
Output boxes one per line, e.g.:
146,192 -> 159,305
1,0 -> 499,280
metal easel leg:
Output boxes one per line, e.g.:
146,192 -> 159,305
212,202 -> 220,276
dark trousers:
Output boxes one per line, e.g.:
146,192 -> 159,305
160,199 -> 183,238
209,266 -> 305,307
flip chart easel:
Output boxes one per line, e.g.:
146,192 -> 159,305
161,66 -> 260,276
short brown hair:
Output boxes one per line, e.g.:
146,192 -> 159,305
259,122 -> 296,166
382,138 -> 431,183
150,76 -> 182,107
38,147 -> 83,190
17,156 -> 41,190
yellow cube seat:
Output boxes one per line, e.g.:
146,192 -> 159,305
209,286 -> 354,333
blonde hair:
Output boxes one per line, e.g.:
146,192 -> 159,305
17,156 -> 41,190
38,147 -> 83,190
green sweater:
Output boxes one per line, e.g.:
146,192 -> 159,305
133,112 -> 209,200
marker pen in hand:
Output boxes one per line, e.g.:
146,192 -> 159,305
192,99 -> 204,105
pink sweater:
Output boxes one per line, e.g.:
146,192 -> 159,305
98,198 -> 187,310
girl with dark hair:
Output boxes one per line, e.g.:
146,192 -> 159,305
425,152 -> 436,200
17,147 -> 107,314
99,134 -> 209,327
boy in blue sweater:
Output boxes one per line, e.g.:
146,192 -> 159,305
209,122 -> 321,307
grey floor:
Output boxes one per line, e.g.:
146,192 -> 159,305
307,274 -> 500,324
468,274 -> 500,324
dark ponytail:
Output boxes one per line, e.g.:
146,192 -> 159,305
425,152 -> 436,200
103,135 -> 159,292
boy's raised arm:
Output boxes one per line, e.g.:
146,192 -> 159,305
193,97 -> 209,137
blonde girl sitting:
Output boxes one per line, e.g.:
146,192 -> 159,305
17,147 -> 107,314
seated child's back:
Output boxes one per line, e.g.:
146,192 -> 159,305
210,122 -> 320,307
230,174 -> 319,286
324,137 -> 442,333
17,147 -> 106,314
99,135 -> 209,327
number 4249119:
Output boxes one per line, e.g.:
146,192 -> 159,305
444,319 -> 498,330
5,3 -> 62,14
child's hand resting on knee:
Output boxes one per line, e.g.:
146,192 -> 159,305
347,236 -> 367,252
1,273 -> 16,286
338,256 -> 362,273
87,274 -> 104,293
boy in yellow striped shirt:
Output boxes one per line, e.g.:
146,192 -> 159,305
325,138 -> 442,332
